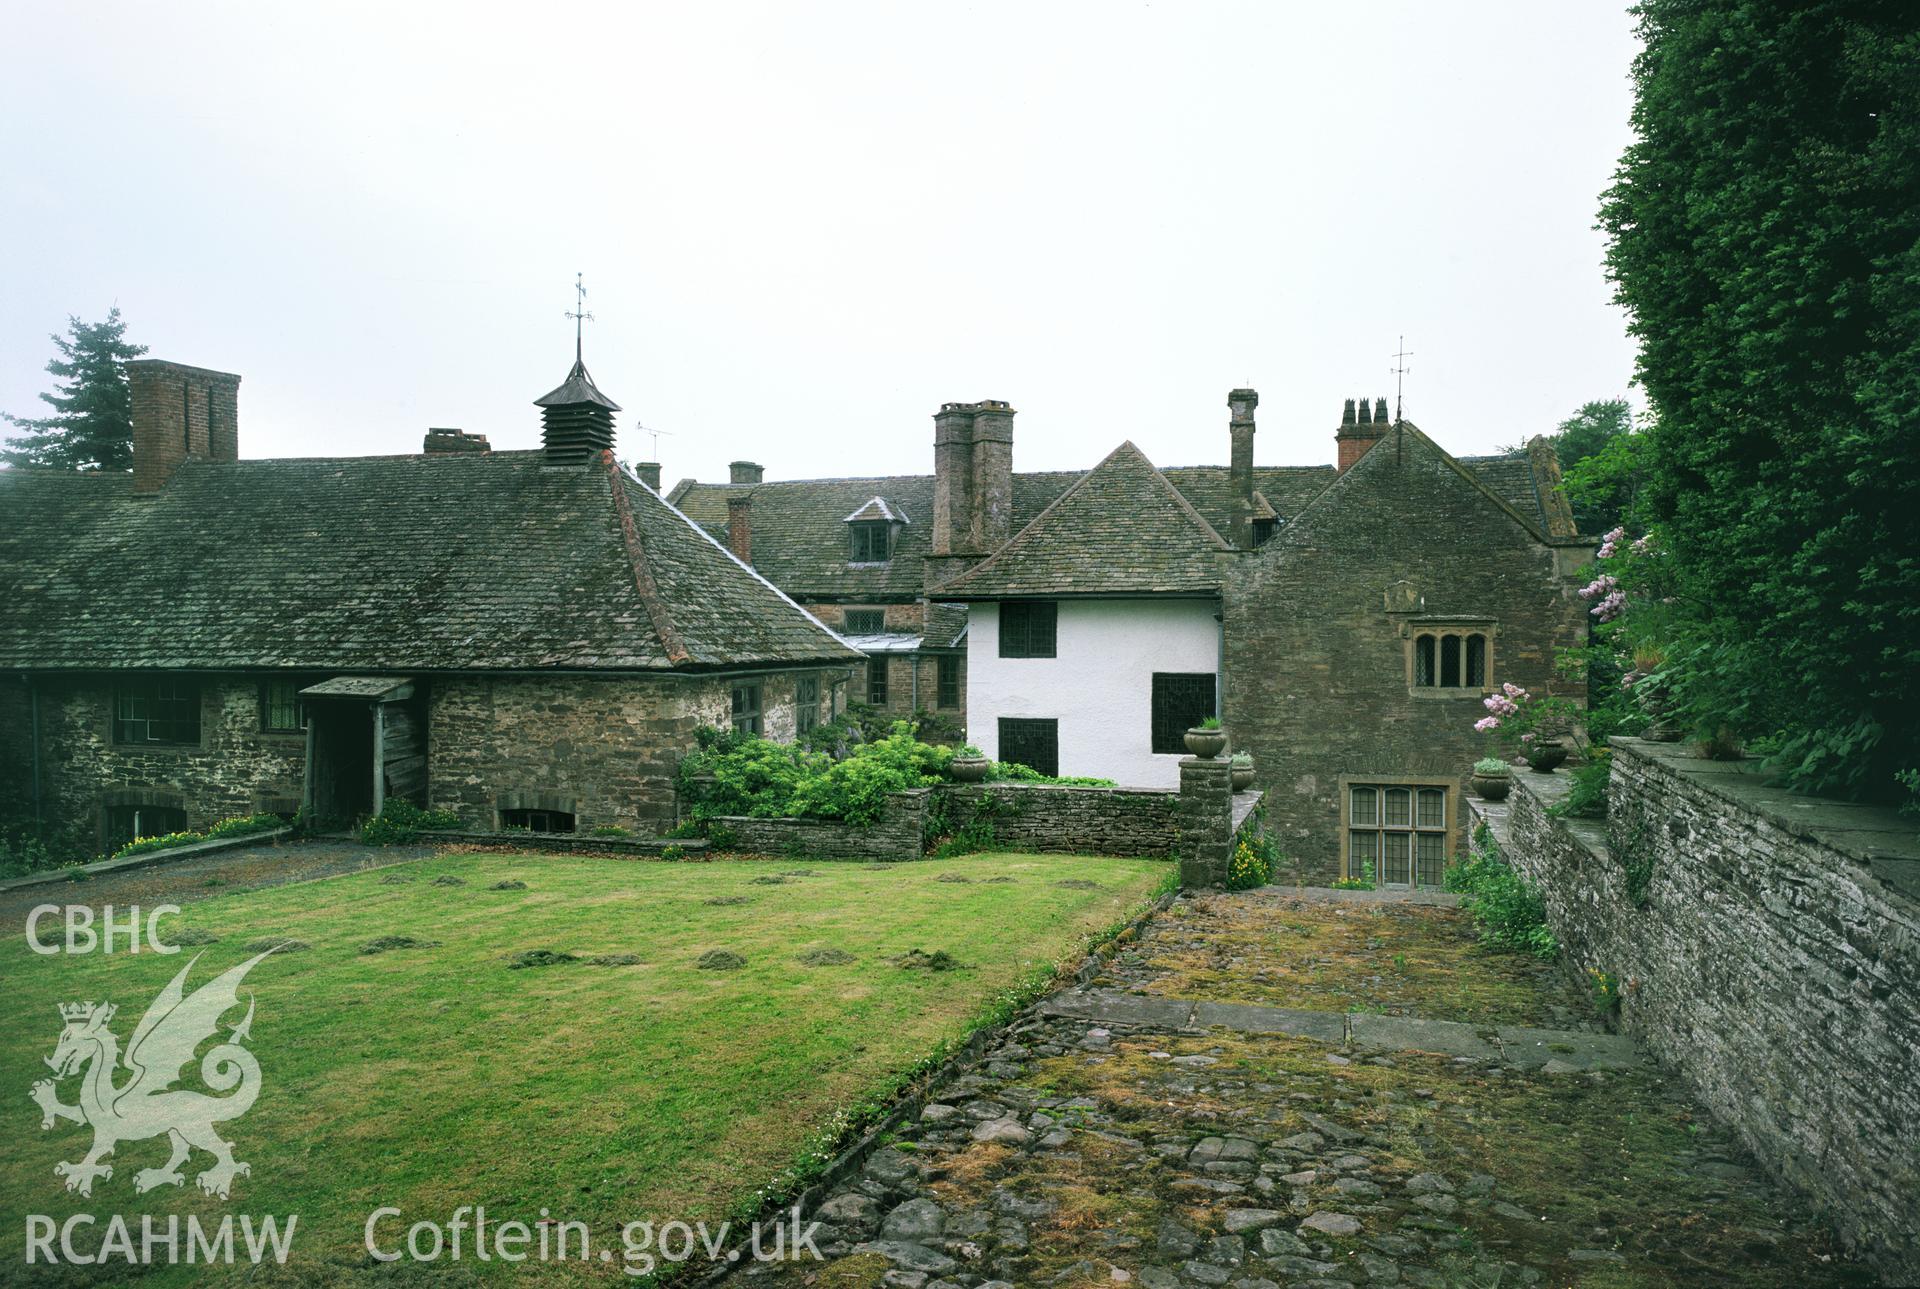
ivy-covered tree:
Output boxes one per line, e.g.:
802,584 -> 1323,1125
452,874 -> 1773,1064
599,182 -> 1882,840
1598,0 -> 1920,800
1,309 -> 147,471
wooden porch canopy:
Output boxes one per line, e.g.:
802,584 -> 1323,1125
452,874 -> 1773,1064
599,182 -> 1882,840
299,676 -> 424,818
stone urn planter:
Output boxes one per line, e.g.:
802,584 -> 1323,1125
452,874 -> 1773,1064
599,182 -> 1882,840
948,754 -> 990,784
1230,755 -> 1255,791
1184,725 -> 1229,759
1469,771 -> 1511,801
1525,739 -> 1569,773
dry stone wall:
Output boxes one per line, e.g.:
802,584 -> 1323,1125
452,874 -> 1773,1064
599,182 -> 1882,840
1472,738 -> 1920,1282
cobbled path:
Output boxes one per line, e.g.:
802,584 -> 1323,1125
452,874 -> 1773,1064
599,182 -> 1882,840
751,889 -> 1868,1288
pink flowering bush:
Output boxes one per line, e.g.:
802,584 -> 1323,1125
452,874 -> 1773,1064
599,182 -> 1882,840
1470,680 -> 1582,763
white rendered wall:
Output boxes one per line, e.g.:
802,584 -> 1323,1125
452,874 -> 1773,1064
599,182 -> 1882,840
966,598 -> 1220,789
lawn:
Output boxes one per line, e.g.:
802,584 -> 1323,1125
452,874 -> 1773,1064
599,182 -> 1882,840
0,850 -> 1169,1285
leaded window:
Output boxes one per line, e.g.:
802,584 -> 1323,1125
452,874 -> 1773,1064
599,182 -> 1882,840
731,683 -> 762,735
849,523 -> 891,563
936,655 -> 961,709
1346,783 -> 1449,889
1411,629 -> 1490,692
795,676 -> 820,734
113,678 -> 200,746
1150,672 -> 1216,754
998,718 -> 1059,778
998,601 -> 1057,659
843,609 -> 886,634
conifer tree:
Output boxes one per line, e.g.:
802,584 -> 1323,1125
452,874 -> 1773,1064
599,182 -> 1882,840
1,309 -> 147,471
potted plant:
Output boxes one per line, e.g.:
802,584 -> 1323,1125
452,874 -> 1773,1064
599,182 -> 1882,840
1469,756 -> 1511,801
1230,751 -> 1255,791
1523,736 -> 1569,773
1184,716 -> 1228,759
948,745 -> 990,783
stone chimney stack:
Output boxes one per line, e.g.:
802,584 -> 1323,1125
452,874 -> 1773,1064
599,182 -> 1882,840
1336,395 -> 1389,474
423,427 -> 491,454
1228,388 -> 1258,549
634,462 -> 662,491
931,402 -> 976,558
129,360 -> 241,494
727,493 -> 753,564
968,400 -> 1016,552
729,461 -> 764,486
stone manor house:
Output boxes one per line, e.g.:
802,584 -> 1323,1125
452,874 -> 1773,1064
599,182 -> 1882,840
671,392 -> 1591,884
1,346 -> 1589,885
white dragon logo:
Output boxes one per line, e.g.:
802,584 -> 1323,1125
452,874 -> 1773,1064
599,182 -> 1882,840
31,948 -> 275,1200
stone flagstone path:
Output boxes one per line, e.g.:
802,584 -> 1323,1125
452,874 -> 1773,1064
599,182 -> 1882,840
750,888 -> 1869,1288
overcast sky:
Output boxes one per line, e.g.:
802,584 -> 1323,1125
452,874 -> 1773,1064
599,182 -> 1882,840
2,2 -> 1643,484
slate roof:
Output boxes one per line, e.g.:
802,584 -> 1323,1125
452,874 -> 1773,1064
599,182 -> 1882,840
0,451 -> 861,673
936,442 -> 1233,598
664,444 -> 1565,604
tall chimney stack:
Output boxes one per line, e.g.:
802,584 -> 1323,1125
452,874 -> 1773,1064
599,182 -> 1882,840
1336,395 -> 1388,474
727,493 -> 753,564
968,400 -> 1016,552
1227,388 -> 1258,549
129,360 -> 241,494
729,461 -> 764,486
931,402 -> 975,558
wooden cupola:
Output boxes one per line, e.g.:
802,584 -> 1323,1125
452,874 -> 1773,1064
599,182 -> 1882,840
534,358 -> 621,465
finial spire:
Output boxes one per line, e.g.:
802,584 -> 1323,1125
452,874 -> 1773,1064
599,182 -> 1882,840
1391,336 -> 1413,422
565,272 -> 595,364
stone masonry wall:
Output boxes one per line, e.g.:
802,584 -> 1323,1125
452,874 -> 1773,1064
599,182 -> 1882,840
1224,430 -> 1587,884
1475,739 -> 1920,1282
935,783 -> 1179,856
11,674 -> 305,853
711,790 -> 932,863
428,672 -> 742,833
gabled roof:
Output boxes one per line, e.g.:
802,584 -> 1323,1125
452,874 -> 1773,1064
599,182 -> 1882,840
936,441 -> 1232,599
0,451 -> 859,673
843,496 -> 910,524
663,435 -> 1569,600
1278,420 -> 1557,547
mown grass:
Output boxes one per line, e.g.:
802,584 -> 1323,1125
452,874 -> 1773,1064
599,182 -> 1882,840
0,851 -> 1168,1285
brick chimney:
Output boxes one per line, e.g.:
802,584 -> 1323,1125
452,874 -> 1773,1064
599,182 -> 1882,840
634,462 -> 662,490
1228,388 -> 1258,548
1335,395 -> 1389,474
423,427 -> 491,454
128,360 -> 241,494
727,493 -> 752,564
729,461 -> 764,486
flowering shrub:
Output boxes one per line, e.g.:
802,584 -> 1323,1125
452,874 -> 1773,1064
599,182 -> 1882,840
1471,680 -> 1581,762
1226,836 -> 1273,890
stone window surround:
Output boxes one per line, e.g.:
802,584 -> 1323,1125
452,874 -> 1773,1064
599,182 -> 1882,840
1399,617 -> 1497,699
1337,772 -> 1455,886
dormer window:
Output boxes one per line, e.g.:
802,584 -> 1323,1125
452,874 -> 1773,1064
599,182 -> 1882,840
843,496 -> 908,565
849,522 -> 892,563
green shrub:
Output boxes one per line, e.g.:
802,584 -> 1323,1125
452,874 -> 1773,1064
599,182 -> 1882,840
1332,860 -> 1375,891
588,824 -> 632,838
205,813 -> 286,841
1226,837 -> 1271,890
984,760 -> 1116,787
360,801 -> 462,846
1444,828 -> 1558,959
1473,756 -> 1510,776
1550,751 -> 1612,820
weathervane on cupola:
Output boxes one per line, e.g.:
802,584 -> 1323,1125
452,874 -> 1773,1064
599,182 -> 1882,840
535,272 -> 622,465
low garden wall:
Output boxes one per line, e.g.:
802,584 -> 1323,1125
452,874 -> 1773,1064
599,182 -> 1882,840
709,790 -> 934,863
1469,738 -> 1920,1283
935,783 -> 1180,857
